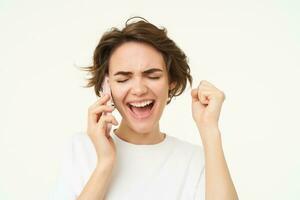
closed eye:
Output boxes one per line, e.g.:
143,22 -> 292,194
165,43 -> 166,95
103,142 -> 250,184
116,77 -> 161,83
116,80 -> 127,83
149,77 -> 161,80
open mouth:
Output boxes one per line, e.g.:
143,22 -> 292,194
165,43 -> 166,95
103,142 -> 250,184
126,101 -> 155,120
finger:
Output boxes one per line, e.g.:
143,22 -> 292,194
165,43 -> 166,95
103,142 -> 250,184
191,88 -> 208,101
199,82 -> 220,95
88,105 -> 115,124
198,83 -> 213,91
89,95 -> 111,111
98,94 -> 115,108
191,89 -> 199,102
96,94 -> 111,105
197,90 -> 211,105
199,86 -> 225,101
97,114 -> 119,130
200,80 -> 215,87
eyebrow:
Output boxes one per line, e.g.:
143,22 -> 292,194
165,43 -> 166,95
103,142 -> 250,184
113,68 -> 163,76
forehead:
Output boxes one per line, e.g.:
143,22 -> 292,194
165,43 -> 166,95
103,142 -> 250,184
108,41 -> 166,73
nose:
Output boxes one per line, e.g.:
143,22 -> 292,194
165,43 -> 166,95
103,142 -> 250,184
131,78 -> 148,96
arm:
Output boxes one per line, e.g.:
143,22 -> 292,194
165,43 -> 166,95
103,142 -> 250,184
198,125 -> 238,200
79,91 -> 119,199
190,80 -> 239,200
77,161 -> 114,200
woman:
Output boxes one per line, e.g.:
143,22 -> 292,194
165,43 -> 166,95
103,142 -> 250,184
50,16 -> 238,200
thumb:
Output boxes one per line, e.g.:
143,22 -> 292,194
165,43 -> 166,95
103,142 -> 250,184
191,89 -> 199,103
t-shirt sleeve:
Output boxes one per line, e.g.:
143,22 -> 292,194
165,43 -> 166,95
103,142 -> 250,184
49,135 -> 77,200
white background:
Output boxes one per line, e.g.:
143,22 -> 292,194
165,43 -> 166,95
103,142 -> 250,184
0,0 -> 299,199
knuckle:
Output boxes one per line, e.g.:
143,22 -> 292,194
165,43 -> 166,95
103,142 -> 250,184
201,80 -> 208,84
97,116 -> 105,125
222,92 -> 226,100
106,115 -> 114,121
102,114 -> 111,121
96,105 -> 106,113
217,90 -> 225,98
106,115 -> 115,122
88,107 -> 93,113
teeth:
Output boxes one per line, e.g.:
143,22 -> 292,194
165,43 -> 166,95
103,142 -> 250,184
129,100 -> 154,108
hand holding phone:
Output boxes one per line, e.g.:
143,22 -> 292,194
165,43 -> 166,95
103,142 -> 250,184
86,75 -> 118,163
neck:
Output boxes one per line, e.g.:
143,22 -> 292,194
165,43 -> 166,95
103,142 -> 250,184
114,119 -> 165,145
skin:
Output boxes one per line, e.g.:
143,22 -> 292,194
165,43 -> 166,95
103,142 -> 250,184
80,41 -> 238,200
108,41 -> 175,145
191,81 -> 239,199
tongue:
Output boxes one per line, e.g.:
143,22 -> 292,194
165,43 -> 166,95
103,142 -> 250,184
131,104 -> 152,118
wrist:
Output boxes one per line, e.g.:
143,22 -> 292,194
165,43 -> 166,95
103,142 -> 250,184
97,159 -> 115,170
196,121 -> 219,130
197,125 -> 222,148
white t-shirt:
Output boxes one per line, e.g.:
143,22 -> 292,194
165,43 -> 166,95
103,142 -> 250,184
50,130 -> 205,200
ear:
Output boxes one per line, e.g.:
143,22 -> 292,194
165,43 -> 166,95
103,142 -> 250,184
169,82 -> 176,90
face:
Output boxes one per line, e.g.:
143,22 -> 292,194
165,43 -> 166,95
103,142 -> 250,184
108,41 -> 175,134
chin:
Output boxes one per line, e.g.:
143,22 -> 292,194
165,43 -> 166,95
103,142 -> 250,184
127,119 -> 158,134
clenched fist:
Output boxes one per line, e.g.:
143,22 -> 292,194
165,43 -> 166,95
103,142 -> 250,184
191,80 -> 225,130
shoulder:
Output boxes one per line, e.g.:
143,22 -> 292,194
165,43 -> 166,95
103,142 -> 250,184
167,135 -> 205,164
65,132 -> 96,162
69,131 -> 90,143
68,131 -> 93,148
168,135 -> 204,154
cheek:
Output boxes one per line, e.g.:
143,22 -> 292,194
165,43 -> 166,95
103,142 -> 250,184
110,88 -> 126,114
150,81 -> 169,98
111,86 -> 127,103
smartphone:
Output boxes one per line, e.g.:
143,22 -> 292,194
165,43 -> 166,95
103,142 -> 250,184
100,75 -> 115,137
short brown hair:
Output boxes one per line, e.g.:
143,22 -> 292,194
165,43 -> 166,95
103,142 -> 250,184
80,16 -> 193,105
